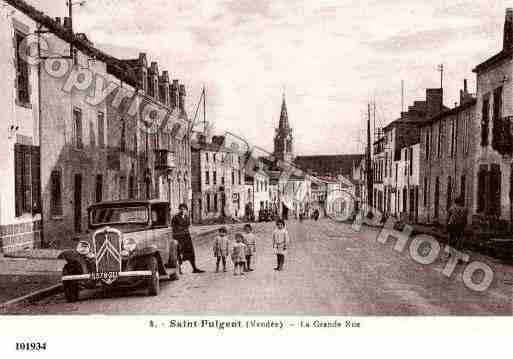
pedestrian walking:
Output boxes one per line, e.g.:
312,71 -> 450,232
171,204 -> 205,274
231,233 -> 247,276
243,224 -> 256,271
447,196 -> 468,257
213,227 -> 230,272
272,219 -> 289,271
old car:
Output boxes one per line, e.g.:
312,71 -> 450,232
58,200 -> 179,302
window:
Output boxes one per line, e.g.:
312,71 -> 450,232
402,187 -> 407,213
14,144 -> 41,216
425,129 -> 430,161
214,193 -> 218,211
15,30 -> 30,105
423,177 -> 428,207
120,119 -> 126,152
50,170 -> 62,216
213,153 -> 216,162
481,95 -> 490,146
213,171 -> 217,185
489,164 -> 501,216
450,117 -> 456,158
238,170 -> 242,185
147,74 -> 154,97
409,148 -> 413,176
128,175 -> 135,199
221,176 -> 225,185
477,167 -> 487,213
97,112 -> 105,148
434,177 -> 440,219
95,174 -> 103,203
395,163 -> 398,181
460,175 -> 466,206
73,108 -> 83,149
492,86 -> 509,154
437,122 -> 442,158
447,176 -> 452,210
206,194 -> 211,212
206,152 -> 209,162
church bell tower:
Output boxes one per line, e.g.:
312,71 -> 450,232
273,94 -> 294,163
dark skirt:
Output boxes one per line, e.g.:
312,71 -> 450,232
175,234 -> 195,261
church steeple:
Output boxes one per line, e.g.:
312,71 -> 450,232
279,93 -> 289,130
274,92 -> 294,163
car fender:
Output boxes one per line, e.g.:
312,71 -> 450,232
135,246 -> 167,275
58,250 -> 90,274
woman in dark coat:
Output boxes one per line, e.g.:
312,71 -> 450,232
171,204 -> 204,274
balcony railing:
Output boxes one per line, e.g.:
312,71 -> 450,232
155,149 -> 176,170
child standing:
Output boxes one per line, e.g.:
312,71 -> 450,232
243,224 -> 256,271
272,219 -> 289,271
213,227 -> 229,272
231,233 -> 247,276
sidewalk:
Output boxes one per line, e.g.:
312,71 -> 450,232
410,223 -> 513,263
4,224 -> 236,261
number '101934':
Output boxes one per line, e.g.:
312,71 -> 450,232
16,342 -> 47,351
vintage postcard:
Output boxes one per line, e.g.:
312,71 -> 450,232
0,0 -> 511,355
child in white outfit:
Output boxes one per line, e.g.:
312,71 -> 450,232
272,219 -> 289,271
231,233 -> 247,276
213,227 -> 229,272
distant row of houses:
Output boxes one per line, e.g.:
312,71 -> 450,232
361,8 -> 513,236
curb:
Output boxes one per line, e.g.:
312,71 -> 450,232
0,283 -> 63,311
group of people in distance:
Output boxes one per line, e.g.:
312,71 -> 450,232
170,203 -> 291,276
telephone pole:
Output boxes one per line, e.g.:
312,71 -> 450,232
366,103 -> 373,209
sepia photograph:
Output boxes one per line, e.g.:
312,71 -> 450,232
0,0 -> 511,330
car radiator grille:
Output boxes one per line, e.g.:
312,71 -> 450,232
93,230 -> 122,273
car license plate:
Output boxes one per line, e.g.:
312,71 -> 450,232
90,272 -> 119,282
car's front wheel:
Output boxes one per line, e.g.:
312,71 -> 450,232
62,263 -> 81,302
147,256 -> 160,296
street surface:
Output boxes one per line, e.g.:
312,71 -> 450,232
6,219 -> 513,315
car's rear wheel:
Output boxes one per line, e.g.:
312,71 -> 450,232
147,256 -> 160,296
62,263 -> 81,302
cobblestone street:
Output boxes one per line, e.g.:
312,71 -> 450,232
6,219 -> 512,315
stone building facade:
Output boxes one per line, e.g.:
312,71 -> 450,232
418,90 -> 476,225
1,0 -> 191,245
0,3 -> 41,253
190,137 -> 246,224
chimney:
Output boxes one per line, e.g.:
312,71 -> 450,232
63,17 -> 72,32
464,78 -> 468,93
504,8 -> 513,51
161,71 -> 170,106
55,17 -> 61,26
459,78 -> 473,105
170,80 -> 179,109
426,88 -> 443,117
178,84 -> 186,113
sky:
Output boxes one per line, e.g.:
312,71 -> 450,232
28,0 -> 513,155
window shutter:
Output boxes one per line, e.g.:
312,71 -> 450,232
14,144 -> 23,217
477,166 -> 487,213
489,164 -> 501,216
31,146 -> 41,213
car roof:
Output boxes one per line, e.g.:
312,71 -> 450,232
89,199 -> 170,208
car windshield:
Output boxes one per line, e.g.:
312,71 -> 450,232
90,206 -> 149,225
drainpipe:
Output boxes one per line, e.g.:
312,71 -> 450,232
37,24 -> 44,248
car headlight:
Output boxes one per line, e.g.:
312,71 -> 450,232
122,238 -> 137,253
76,241 -> 91,256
